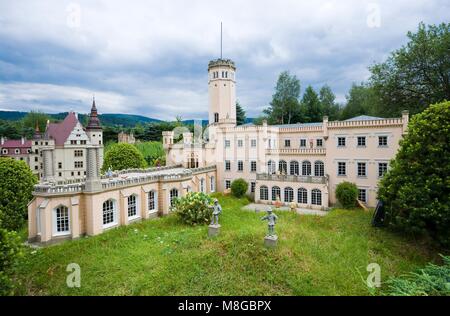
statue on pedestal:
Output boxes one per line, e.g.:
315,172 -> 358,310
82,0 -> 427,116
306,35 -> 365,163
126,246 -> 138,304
261,208 -> 278,237
210,198 -> 222,226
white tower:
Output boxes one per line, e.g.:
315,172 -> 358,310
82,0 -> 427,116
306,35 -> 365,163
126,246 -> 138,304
208,59 -> 237,127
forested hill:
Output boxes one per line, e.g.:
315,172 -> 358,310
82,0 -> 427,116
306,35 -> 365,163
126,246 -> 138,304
0,111 -> 161,127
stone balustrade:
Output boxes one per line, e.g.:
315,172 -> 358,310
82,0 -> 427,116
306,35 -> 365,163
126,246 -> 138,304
256,173 -> 328,184
266,148 -> 326,155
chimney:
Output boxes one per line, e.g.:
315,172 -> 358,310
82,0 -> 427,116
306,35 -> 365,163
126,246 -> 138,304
21,137 -> 25,145
402,110 -> 409,135
323,116 -> 329,140
1,136 -> 4,145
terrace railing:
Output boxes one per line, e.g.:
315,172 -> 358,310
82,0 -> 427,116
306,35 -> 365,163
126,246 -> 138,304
256,173 -> 328,184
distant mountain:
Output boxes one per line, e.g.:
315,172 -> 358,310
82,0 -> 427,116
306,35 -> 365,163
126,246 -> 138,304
0,111 -> 161,127
0,110 -> 254,127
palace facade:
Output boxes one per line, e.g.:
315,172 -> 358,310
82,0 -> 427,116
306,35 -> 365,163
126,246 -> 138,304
163,58 -> 409,209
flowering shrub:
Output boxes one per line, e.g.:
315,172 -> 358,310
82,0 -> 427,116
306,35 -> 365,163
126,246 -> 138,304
171,192 -> 213,226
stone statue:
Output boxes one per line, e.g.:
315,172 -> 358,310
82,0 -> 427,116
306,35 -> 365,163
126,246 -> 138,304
210,198 -> 222,226
261,207 -> 278,237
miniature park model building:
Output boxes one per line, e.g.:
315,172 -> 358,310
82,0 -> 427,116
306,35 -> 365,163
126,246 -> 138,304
27,57 -> 409,244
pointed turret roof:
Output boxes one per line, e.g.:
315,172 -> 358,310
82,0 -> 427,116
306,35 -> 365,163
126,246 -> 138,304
86,97 -> 102,130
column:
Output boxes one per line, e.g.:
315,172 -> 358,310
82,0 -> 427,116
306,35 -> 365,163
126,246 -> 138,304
42,149 -> 54,182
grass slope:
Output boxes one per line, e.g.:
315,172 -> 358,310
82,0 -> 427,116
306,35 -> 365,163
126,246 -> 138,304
14,194 -> 439,296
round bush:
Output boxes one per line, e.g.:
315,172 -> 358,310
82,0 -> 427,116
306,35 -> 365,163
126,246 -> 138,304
0,158 -> 37,231
171,192 -> 213,226
0,228 -> 23,295
101,143 -> 147,173
378,101 -> 450,246
231,178 -> 248,198
335,181 -> 358,209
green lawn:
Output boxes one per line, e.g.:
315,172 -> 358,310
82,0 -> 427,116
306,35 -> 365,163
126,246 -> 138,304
14,194 -> 440,296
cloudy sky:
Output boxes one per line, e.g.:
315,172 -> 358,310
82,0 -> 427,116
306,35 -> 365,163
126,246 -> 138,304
0,0 -> 448,120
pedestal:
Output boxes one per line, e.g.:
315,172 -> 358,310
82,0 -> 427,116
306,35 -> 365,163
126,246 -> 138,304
208,224 -> 221,237
264,235 -> 278,248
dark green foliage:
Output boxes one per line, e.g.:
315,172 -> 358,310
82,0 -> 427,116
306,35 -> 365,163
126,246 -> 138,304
319,85 -> 341,121
341,83 -> 379,120
134,141 -> 166,167
171,192 -> 213,226
231,178 -> 248,198
263,71 -> 301,124
378,101 -> 450,246
0,228 -> 23,295
101,143 -> 147,173
236,101 -> 247,126
301,85 -> 322,123
0,158 -> 37,231
335,182 -> 358,209
370,22 -> 450,116
385,256 -> 450,296
22,111 -> 50,133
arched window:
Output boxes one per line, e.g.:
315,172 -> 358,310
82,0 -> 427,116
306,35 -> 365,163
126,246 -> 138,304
311,189 -> 322,206
170,188 -> 178,207
148,191 -> 157,212
284,187 -> 294,202
200,178 -> 205,193
298,188 -> 308,204
278,160 -> 287,174
290,161 -> 299,175
302,160 -> 312,176
214,112 -> 219,123
127,195 -> 138,219
272,186 -> 281,201
260,186 -> 269,201
314,161 -> 325,177
103,199 -> 117,228
53,205 -> 70,235
210,176 -> 215,192
267,160 -> 276,174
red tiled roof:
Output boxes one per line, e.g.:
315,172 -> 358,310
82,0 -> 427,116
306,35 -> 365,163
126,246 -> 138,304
1,139 -> 32,148
45,112 -> 79,146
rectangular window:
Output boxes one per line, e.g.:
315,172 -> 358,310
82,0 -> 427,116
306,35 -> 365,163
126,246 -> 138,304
80,140 -> 87,145
358,189 -> 367,203
58,172 -> 62,177
284,139 -> 291,147
55,206 -> 70,234
338,137 -> 346,147
300,139 -> 306,148
357,162 -> 367,177
70,140 -> 77,145
378,163 -> 388,177
338,162 -> 346,176
74,150 -> 83,157
378,136 -> 388,147
225,140 -> 231,148
35,157 -> 38,162
357,136 -> 366,147
251,139 -> 257,147
74,161 -> 83,168
225,180 -> 231,190
237,160 -> 244,172
58,162 -> 62,169
34,166 -> 38,170
250,161 -> 257,172
225,160 -> 231,171
316,139 -> 323,147
237,139 -> 243,147
128,195 -> 138,218
251,182 -> 256,193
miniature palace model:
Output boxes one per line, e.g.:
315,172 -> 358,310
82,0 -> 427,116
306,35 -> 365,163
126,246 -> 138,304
27,57 -> 409,244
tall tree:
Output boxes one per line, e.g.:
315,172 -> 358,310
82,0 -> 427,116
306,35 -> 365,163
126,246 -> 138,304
236,101 -> 247,125
263,71 -> 301,124
369,22 -> 450,116
22,111 -> 50,133
341,83 -> 378,120
301,86 -> 322,123
319,85 -> 341,120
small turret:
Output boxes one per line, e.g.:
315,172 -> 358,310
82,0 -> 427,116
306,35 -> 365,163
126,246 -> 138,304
86,97 -> 103,146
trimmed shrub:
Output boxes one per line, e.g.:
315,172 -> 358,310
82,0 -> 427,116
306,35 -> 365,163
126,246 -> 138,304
0,158 -> 37,231
378,101 -> 450,246
335,181 -> 358,209
231,178 -> 248,198
171,192 -> 213,226
101,143 -> 147,173
384,256 -> 450,296
0,228 -> 23,295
